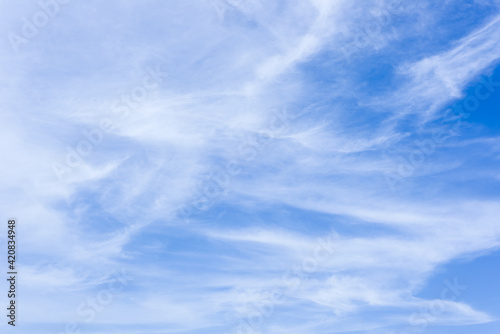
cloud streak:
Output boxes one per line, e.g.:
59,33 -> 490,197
1,1 -> 500,333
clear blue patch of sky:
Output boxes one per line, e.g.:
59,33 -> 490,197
461,63 -> 500,134
414,247 -> 500,321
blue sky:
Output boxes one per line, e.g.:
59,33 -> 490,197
1,0 -> 500,333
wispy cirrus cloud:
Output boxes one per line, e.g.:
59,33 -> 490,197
1,1 -> 500,333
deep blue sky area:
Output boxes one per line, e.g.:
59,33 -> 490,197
464,63 -> 500,133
